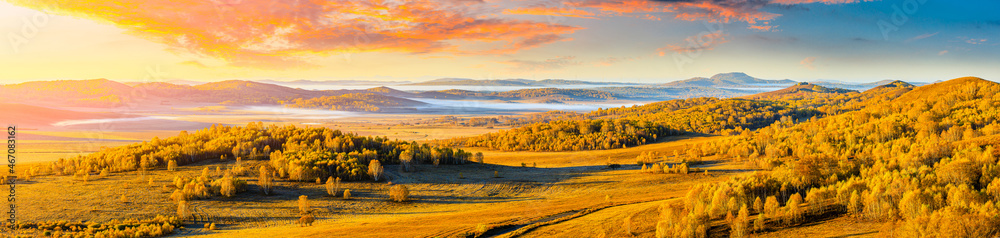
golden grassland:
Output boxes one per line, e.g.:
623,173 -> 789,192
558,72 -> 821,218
8,133 -> 885,238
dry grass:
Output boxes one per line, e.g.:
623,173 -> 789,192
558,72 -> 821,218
6,133 -> 751,238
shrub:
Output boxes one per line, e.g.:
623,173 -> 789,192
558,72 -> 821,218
325,176 -> 339,197
298,195 -> 310,214
120,194 -> 127,203
368,160 -> 384,181
298,214 -> 314,226
212,172 -> 245,197
343,189 -> 352,199
399,150 -> 414,172
474,152 -> 484,164
167,160 -> 178,172
390,184 -> 410,202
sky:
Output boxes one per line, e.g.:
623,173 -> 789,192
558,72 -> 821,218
0,0 -> 997,84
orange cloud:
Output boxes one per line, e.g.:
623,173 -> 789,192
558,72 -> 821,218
8,0 -> 581,69
567,0 -> 669,15
670,1 -> 779,24
503,7 -> 600,19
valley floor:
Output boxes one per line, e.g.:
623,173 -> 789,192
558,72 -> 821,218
13,135 -> 882,238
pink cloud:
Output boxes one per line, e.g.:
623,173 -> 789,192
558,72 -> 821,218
801,57 -> 817,70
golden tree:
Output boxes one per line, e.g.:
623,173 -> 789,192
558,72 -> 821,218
368,160 -> 384,181
390,184 -> 410,202
298,195 -> 310,214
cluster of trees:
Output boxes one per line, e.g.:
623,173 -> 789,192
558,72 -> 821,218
284,93 -> 422,112
7,215 -> 180,238
169,168 -> 247,203
434,111 -> 585,127
37,122 -> 472,183
670,77 -> 1000,237
459,97 -> 819,152
267,131 -> 472,181
460,119 -> 677,151
641,162 -> 689,174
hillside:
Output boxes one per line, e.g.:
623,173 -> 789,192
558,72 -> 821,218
284,93 -> 427,112
0,103 -> 139,128
660,76 -> 1000,237
593,86 -> 750,99
742,82 -> 857,100
1,79 -> 137,107
810,79 -> 898,90
2,79 -> 431,109
661,72 -> 796,88
408,78 -> 626,86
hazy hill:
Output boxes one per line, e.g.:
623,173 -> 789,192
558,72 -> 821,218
0,103 -> 138,128
284,93 -> 427,112
661,72 -> 796,88
2,79 -> 424,111
408,78 -> 627,86
593,86 -> 750,100
1,79 -> 148,107
257,79 -> 410,86
429,88 -> 618,102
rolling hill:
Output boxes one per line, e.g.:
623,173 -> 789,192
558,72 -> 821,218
408,78 -> 629,86
661,72 -> 796,88
742,82 -> 857,100
0,103 -> 140,128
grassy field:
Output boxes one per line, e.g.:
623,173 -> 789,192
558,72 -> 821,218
8,128 -> 881,238
8,133 -> 743,237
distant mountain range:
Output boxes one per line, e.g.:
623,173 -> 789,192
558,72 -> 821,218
662,72 -> 918,91
662,72 -> 796,88
258,79 -> 411,86
407,78 -> 634,86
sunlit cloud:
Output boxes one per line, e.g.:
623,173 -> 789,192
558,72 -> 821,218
7,0 -> 581,69
503,6 -> 600,19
